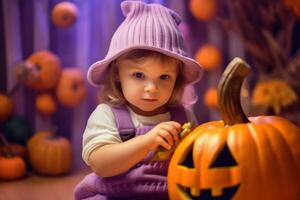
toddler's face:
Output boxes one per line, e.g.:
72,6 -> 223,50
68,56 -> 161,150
117,57 -> 178,116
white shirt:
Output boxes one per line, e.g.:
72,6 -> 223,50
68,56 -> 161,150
82,103 -> 197,165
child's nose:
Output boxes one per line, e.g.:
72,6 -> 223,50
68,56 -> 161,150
144,81 -> 158,93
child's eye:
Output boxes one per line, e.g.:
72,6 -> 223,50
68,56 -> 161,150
133,72 -> 145,79
160,74 -> 170,80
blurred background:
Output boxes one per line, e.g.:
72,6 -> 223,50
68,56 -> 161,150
0,0 -> 300,199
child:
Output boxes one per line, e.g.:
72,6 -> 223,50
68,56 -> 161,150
75,1 -> 203,199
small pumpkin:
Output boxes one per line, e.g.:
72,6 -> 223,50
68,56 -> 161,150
1,116 -> 32,145
0,156 -> 26,181
0,94 -> 13,122
204,87 -> 218,109
25,50 -> 61,91
27,131 -> 72,175
189,0 -> 217,21
0,134 -> 26,180
56,68 -> 87,108
35,93 -> 57,116
195,45 -> 222,71
51,2 -> 78,28
168,58 -> 300,200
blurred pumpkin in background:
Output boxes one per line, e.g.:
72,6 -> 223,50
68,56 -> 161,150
204,87 -> 218,109
27,131 -> 72,176
0,134 -> 27,181
0,94 -> 13,122
56,68 -> 87,108
25,50 -> 61,91
195,44 -> 222,71
0,116 -> 32,145
252,79 -> 297,114
51,2 -> 78,28
0,156 -> 26,181
35,93 -> 57,116
168,58 -> 300,200
189,0 -> 217,21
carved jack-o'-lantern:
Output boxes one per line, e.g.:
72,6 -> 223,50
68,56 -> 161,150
168,58 -> 300,200
56,68 -> 87,108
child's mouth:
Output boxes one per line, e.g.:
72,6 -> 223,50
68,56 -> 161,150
142,98 -> 158,102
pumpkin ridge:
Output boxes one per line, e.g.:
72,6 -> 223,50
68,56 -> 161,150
251,116 -> 300,173
244,123 -> 265,199
262,123 -> 300,199
259,123 -> 285,198
52,142 -> 61,174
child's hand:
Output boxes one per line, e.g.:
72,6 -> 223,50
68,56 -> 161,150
144,121 -> 181,151
151,122 -> 193,161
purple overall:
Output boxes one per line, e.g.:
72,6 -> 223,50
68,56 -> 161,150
74,105 -> 187,200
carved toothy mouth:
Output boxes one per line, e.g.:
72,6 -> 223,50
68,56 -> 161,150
176,184 -> 240,200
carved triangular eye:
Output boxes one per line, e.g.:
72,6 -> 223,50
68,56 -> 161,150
209,143 -> 238,168
180,142 -> 194,168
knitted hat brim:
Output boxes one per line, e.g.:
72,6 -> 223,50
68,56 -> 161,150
87,46 -> 203,87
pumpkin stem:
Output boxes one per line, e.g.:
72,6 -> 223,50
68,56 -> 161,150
0,132 -> 14,157
218,57 -> 251,125
8,61 -> 39,97
48,126 -> 59,139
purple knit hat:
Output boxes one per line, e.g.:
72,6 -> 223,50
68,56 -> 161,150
87,0 -> 203,86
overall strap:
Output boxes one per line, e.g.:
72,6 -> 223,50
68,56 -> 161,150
110,105 -> 135,142
169,105 -> 188,124
110,105 -> 188,142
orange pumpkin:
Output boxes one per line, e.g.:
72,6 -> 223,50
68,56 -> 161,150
189,0 -> 217,21
25,50 -> 61,91
35,93 -> 57,116
51,2 -> 78,28
56,68 -> 87,108
204,87 -> 218,109
0,156 -> 26,180
0,94 -> 13,121
27,131 -> 72,175
0,134 -> 26,180
168,58 -> 300,200
195,45 -> 222,71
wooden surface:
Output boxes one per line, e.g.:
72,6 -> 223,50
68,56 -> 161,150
0,168 -> 91,200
